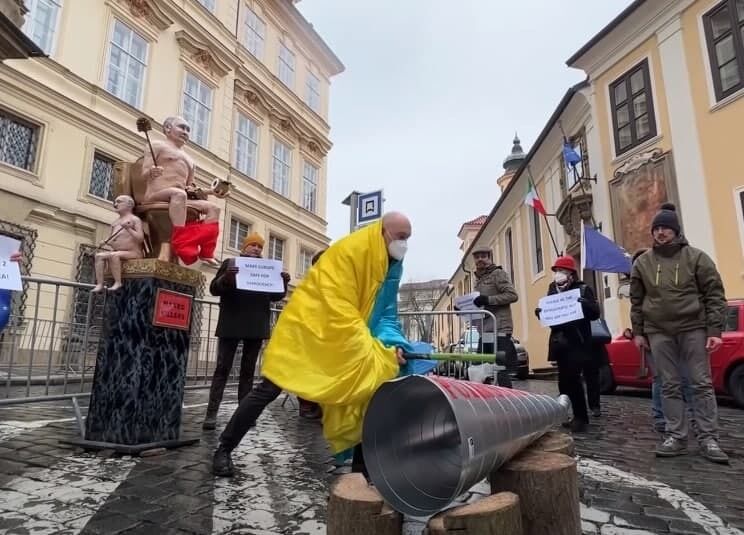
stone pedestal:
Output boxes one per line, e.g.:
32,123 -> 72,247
62,259 -> 204,454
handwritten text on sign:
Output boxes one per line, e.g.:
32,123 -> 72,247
235,258 -> 285,293
537,288 -> 584,327
0,235 -> 22,291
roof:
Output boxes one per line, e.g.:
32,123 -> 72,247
400,279 -> 448,292
566,0 -> 646,66
437,80 -> 590,305
285,1 -> 345,76
463,215 -> 488,227
457,215 -> 487,238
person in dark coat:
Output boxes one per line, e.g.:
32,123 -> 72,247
535,255 -> 600,432
202,232 -> 290,430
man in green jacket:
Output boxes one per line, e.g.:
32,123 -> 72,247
471,246 -> 519,388
630,203 -> 728,463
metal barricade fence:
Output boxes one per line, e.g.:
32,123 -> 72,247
0,276 -> 282,408
0,277 -> 500,408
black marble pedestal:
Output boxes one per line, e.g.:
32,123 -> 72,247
61,260 -> 203,454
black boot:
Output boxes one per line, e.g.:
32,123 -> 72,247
570,419 -> 588,433
212,444 -> 234,477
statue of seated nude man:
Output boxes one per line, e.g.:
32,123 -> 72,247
92,195 -> 144,293
142,116 -> 221,266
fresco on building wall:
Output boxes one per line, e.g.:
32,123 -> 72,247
609,150 -> 678,257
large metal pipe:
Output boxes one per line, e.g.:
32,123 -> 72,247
362,375 -> 571,517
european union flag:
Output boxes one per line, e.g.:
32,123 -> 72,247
581,225 -> 632,274
563,141 -> 583,168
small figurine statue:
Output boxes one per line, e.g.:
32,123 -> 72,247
92,195 -> 144,293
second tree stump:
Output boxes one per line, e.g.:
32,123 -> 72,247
489,451 -> 580,535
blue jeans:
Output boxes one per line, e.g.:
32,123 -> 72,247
648,351 -> 697,432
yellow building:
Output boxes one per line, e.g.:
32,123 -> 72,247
436,0 -> 744,372
0,1 -> 343,327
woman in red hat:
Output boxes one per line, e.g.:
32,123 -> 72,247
535,255 -> 600,432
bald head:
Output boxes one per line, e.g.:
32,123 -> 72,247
382,211 -> 411,243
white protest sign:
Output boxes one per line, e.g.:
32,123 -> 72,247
235,257 -> 285,293
538,288 -> 584,327
0,236 -> 22,291
454,291 -> 481,312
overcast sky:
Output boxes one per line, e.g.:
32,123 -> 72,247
297,0 -> 633,282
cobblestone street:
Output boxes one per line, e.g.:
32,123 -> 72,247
0,381 -> 742,535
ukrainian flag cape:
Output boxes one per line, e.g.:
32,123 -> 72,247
261,221 -> 399,453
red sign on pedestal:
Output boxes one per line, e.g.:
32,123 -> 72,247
152,289 -> 192,331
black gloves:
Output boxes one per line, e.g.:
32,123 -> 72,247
473,295 -> 488,307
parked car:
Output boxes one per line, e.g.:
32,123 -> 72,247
512,338 -> 530,380
601,299 -> 744,407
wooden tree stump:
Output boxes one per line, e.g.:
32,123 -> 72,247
424,492 -> 523,535
489,451 -> 580,535
327,473 -> 402,535
528,431 -> 575,456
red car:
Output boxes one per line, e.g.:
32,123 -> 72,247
601,299 -> 744,408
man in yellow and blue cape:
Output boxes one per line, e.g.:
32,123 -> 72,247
212,212 -> 436,477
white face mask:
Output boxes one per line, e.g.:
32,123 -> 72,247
553,271 -> 569,286
388,239 -> 408,261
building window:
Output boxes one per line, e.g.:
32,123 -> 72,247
609,60 -> 657,155
228,217 -> 251,250
22,0 -> 62,55
182,72 -> 213,147
563,131 -> 590,190
268,235 -> 284,262
88,152 -> 116,201
530,209 -> 544,274
196,0 -> 215,11
235,113 -> 259,178
243,7 -> 265,59
704,0 -> 744,101
105,20 -> 148,108
302,161 -> 318,212
306,71 -> 321,112
298,247 -> 313,276
278,43 -> 295,88
504,228 -> 514,282
0,110 -> 38,171
272,139 -> 291,196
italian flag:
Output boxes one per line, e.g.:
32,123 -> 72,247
524,181 -> 546,215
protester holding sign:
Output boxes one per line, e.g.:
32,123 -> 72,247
0,251 -> 22,334
202,232 -> 290,431
535,255 -> 599,432
470,246 -> 519,388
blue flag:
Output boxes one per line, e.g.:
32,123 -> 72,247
581,225 -> 632,274
563,142 -> 582,168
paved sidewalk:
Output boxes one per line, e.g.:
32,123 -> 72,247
0,381 -> 742,534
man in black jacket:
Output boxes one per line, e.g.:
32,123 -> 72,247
202,232 -> 290,430
536,255 -> 600,432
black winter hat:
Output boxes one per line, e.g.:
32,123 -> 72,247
651,203 -> 680,234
